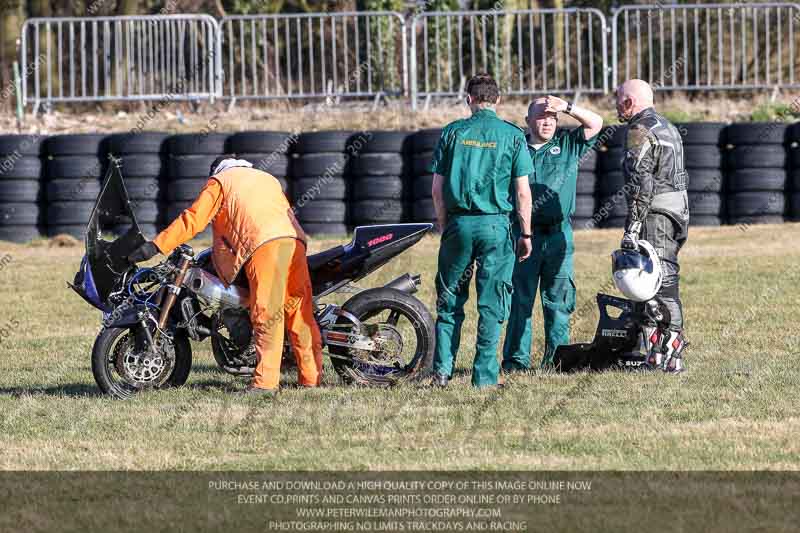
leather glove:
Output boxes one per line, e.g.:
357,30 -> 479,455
128,241 -> 159,263
620,232 -> 638,250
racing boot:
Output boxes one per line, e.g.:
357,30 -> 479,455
645,327 -> 667,370
661,330 -> 689,374
643,299 -> 670,370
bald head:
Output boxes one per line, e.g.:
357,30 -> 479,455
615,79 -> 654,122
619,79 -> 654,106
527,97 -> 549,118
526,96 -> 558,142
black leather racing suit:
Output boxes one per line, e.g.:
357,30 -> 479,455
622,107 -> 690,331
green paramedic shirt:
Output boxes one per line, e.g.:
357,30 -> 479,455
527,127 -> 597,225
429,108 -> 534,215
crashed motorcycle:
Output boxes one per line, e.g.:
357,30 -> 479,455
71,159 -> 435,398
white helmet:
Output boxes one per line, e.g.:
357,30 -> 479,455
611,239 -> 662,302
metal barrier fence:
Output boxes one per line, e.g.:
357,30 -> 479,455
13,5 -> 800,112
612,3 -> 800,90
219,12 -> 407,100
409,8 -> 608,108
20,15 -> 219,113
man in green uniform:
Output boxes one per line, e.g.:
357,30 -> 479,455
502,95 -> 603,370
429,73 -> 534,388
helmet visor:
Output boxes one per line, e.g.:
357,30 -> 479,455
612,249 -> 653,273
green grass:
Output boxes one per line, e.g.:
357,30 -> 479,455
747,101 -> 800,122
0,224 -> 799,471
661,109 -> 706,124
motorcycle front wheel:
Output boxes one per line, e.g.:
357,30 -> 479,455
91,326 -> 192,399
328,287 -> 434,386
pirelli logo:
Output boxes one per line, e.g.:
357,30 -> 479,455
601,329 -> 629,338
461,139 -> 497,149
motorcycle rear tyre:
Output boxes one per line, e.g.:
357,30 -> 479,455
329,287 -> 434,386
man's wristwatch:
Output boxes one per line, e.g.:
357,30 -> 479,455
565,102 -> 574,114
520,233 -> 532,239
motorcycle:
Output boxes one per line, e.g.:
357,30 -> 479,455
70,158 -> 435,398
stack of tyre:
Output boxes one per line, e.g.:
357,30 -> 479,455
790,123 -> 800,221
348,131 -> 409,228
227,131 -> 293,196
44,134 -> 108,238
724,123 -> 789,225
0,135 -> 44,242
292,131 -> 351,236
105,132 -> 169,237
166,133 -> 231,240
595,126 -> 629,228
679,123 -> 726,227
409,129 -> 441,226
572,146 -> 598,231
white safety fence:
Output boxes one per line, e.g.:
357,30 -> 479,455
612,3 -> 800,90
219,12 -> 407,101
20,15 -> 219,114
409,8 -> 609,108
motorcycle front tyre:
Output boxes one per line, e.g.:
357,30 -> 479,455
91,326 -> 192,398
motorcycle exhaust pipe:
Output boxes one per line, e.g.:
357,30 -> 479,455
383,273 -> 421,294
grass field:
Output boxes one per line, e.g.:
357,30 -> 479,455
0,223 -> 799,471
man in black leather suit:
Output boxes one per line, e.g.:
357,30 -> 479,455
615,79 -> 690,373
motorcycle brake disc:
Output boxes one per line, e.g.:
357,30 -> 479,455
113,332 -> 175,387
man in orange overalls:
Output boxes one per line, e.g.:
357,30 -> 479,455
128,155 -> 323,395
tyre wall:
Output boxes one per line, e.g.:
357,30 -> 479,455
594,125 -> 628,229
791,124 -> 800,222
166,133 -> 231,241
680,122 -> 725,228
292,131 -> 352,236
724,123 -> 789,226
0,123 -> 799,242
573,137 -> 598,232
0,134 -> 43,243
408,129 -> 441,227
44,134 -> 107,239
347,131 -> 409,230
107,131 -> 169,238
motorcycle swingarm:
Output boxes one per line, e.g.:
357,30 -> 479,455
322,328 -> 378,351
322,319 -> 405,356
317,306 -> 380,352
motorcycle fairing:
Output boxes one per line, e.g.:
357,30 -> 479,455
310,223 -> 433,297
69,158 -> 145,310
553,293 -> 646,372
102,303 -> 155,328
71,254 -> 108,311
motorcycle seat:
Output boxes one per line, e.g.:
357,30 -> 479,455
307,245 -> 346,272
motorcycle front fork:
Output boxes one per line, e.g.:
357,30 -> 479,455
137,251 -> 194,353
158,252 -> 193,330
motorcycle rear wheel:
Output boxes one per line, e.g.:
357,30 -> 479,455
328,287 -> 434,386
91,326 -> 192,399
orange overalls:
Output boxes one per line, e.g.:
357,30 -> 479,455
153,168 -> 323,390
